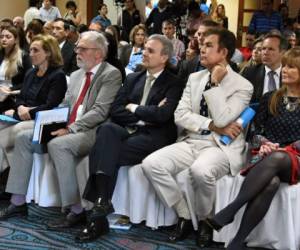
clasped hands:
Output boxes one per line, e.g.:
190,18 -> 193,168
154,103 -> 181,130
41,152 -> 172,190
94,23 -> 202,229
209,121 -> 242,140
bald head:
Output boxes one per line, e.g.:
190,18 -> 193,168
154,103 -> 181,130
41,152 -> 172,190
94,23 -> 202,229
13,16 -> 24,29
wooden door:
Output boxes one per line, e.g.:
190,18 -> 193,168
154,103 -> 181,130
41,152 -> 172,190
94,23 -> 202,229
237,0 -> 282,47
237,0 -> 260,47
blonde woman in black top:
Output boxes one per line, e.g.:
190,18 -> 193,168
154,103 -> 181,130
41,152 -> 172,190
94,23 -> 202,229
205,47 -> 300,250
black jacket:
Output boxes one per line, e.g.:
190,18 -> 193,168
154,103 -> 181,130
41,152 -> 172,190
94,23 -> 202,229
110,69 -> 184,145
14,66 -> 67,120
61,40 -> 78,76
242,64 -> 282,104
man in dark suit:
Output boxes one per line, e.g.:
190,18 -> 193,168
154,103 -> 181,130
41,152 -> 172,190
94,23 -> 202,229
75,34 -> 184,242
52,18 -> 78,75
242,32 -> 288,103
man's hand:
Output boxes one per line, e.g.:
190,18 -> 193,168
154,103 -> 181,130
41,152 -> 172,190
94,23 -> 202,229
211,63 -> 227,86
4,109 -> 14,117
258,141 -> 280,156
125,103 -> 138,113
210,121 -> 242,139
17,105 -> 32,121
51,128 -> 69,137
158,98 -> 167,107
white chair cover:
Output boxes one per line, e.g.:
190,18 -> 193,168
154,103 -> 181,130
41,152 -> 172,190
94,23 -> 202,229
26,154 -> 177,229
26,154 -> 300,249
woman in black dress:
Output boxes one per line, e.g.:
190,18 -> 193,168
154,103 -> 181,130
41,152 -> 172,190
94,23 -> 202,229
205,47 -> 300,250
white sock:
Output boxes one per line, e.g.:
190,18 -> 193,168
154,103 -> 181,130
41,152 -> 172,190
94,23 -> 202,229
174,198 -> 191,220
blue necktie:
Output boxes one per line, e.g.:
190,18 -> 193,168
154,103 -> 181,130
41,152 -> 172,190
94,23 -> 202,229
200,75 -> 211,135
268,71 -> 277,92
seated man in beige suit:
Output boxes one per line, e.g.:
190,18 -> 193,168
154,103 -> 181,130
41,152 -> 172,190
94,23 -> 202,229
0,31 -> 122,228
142,28 -> 253,247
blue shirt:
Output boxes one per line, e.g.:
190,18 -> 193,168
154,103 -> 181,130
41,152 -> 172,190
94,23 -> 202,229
126,51 -> 143,71
248,11 -> 283,34
91,15 -> 111,29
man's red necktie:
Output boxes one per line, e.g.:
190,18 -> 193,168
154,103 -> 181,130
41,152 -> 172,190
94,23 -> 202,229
68,72 -> 92,124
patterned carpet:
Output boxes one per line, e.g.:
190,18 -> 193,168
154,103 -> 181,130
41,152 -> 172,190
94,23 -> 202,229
0,202 -> 270,250
0,202 -> 223,250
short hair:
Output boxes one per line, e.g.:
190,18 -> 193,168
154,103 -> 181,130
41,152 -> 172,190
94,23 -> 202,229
66,0 -> 77,9
283,30 -> 296,38
31,34 -> 63,67
253,36 -> 264,47
77,23 -> 88,33
54,18 -> 70,30
26,19 -> 44,35
147,34 -> 174,63
204,28 -> 237,62
97,3 -> 107,11
80,31 -> 108,58
162,19 -> 176,27
129,24 -> 146,45
199,19 -> 220,28
263,32 -> 288,51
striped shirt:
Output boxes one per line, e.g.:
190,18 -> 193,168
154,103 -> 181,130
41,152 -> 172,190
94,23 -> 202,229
248,11 -> 283,34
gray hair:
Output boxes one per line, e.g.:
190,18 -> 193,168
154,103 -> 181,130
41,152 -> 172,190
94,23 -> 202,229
148,34 -> 174,63
80,31 -> 108,58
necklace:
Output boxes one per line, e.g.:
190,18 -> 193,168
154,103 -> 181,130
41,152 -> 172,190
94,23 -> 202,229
283,95 -> 300,112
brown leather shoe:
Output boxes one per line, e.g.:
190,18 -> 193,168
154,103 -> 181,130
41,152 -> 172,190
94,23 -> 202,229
47,211 -> 86,229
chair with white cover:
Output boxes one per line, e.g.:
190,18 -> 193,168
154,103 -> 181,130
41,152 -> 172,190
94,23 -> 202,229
26,155 -> 177,229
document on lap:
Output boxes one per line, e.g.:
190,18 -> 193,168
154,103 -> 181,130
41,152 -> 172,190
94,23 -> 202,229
32,107 -> 69,144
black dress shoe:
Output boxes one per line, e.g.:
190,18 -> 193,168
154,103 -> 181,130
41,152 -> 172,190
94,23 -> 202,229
204,218 -> 223,232
0,191 -> 11,201
196,220 -> 213,248
89,199 -> 114,221
75,216 -> 109,243
47,211 -> 86,229
0,203 -> 28,220
169,217 -> 193,242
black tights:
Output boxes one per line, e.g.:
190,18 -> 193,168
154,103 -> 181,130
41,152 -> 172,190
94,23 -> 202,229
212,151 -> 294,249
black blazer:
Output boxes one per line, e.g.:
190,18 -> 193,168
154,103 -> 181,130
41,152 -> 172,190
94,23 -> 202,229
242,64 -> 282,104
61,40 -> 78,76
0,50 -> 32,90
178,56 -> 201,83
110,69 -> 184,145
14,66 -> 67,120
119,44 -> 132,68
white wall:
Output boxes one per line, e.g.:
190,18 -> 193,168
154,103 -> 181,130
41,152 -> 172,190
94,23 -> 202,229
217,0 -> 239,35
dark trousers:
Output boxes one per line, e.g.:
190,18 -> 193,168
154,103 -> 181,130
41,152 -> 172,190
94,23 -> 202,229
83,122 -> 161,202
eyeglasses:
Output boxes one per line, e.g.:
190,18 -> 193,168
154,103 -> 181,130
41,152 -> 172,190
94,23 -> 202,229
74,46 -> 100,53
